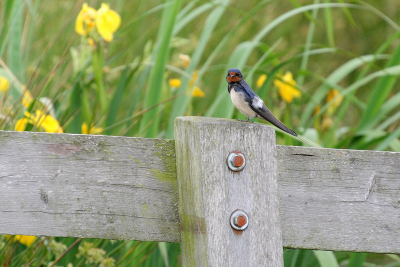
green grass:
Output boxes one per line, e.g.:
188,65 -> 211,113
1,0 -> 400,265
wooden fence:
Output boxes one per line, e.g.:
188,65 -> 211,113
1,116 -> 400,266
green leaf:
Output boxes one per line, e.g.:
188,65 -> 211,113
323,0 -> 335,47
65,82 -> 83,134
299,54 -> 390,129
297,0 -> 320,87
0,0 -> 15,57
92,46 -> 108,116
357,43 -> 400,132
207,2 -> 362,121
7,0 -> 24,82
158,242 -> 169,267
314,251 -> 339,267
140,0 -> 182,138
164,0 -> 232,138
375,126 -> 400,151
347,253 -> 367,267
105,66 -> 136,135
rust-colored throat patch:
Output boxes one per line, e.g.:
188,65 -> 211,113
227,72 -> 241,83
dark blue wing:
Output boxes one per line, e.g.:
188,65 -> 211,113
232,80 -> 255,104
236,80 -> 298,136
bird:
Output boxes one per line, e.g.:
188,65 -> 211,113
226,68 -> 298,137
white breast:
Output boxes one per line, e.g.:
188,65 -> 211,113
230,89 -> 257,119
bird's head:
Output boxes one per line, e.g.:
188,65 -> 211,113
226,68 -> 243,83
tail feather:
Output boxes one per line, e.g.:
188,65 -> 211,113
256,108 -> 298,137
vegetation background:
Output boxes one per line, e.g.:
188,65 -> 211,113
1,0 -> 400,266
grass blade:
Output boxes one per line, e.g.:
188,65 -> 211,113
347,253 -> 367,267
140,0 -> 182,138
314,251 -> 339,267
375,127 -> 400,151
164,0 -> 231,138
357,43 -> 400,132
0,0 -> 15,57
297,0 -> 320,87
323,0 -> 335,47
7,0 -> 24,81
207,3 -> 362,120
299,54 -> 389,129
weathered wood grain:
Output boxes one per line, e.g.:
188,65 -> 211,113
175,117 -> 284,267
277,145 -> 400,253
0,131 -> 179,242
1,117 -> 400,255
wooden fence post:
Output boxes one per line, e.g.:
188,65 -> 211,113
175,116 -> 283,266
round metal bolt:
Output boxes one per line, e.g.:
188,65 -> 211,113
234,214 -> 247,227
227,151 -> 246,172
230,210 -> 249,231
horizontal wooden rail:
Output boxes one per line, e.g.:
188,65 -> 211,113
1,118 -> 400,254
0,131 -> 179,242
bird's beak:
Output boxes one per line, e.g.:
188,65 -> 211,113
230,75 -> 235,78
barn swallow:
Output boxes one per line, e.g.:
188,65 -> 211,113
226,68 -> 298,137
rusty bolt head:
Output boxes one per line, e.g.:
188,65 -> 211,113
230,210 -> 249,231
227,151 -> 246,172
235,214 -> 247,227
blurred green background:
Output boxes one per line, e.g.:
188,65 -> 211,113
1,0 -> 400,266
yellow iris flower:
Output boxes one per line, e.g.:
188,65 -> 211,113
0,76 -> 10,93
75,3 -> 97,37
15,110 -> 63,133
22,90 -> 34,108
256,74 -> 267,88
76,3 -> 121,42
82,122 -> 103,135
192,86 -> 205,98
96,3 -> 121,42
273,72 -> 301,103
169,79 -> 181,87
6,235 -> 36,247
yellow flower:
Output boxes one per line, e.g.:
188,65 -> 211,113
38,113 -> 64,133
179,53 -> 190,68
15,117 -> 30,131
169,78 -> 181,87
75,3 -> 97,37
274,72 -> 301,103
22,89 -> 34,108
6,235 -> 36,247
95,3 -> 121,42
0,76 -> 10,93
82,122 -> 103,135
75,3 -> 121,42
192,86 -> 205,98
257,74 -> 267,88
327,89 -> 343,115
15,235 -> 36,247
15,110 -> 63,133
